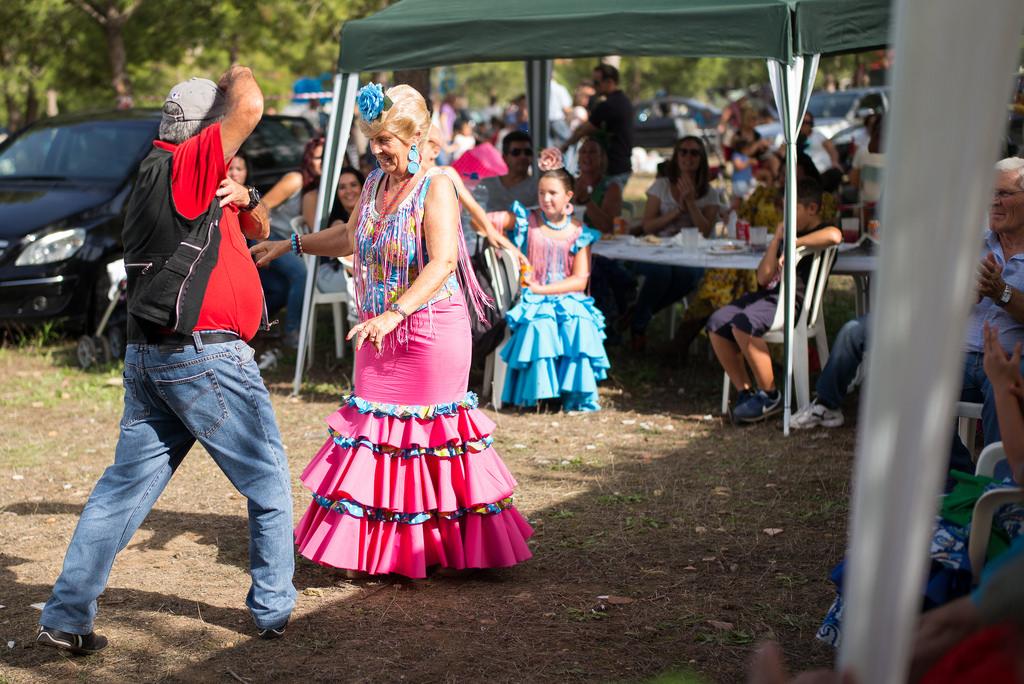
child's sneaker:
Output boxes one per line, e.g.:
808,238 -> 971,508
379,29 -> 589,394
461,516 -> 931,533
732,389 -> 782,424
727,389 -> 755,420
790,399 -> 845,429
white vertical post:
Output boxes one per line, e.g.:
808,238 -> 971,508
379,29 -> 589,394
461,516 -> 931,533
768,55 -> 819,436
839,1 -> 1024,682
292,72 -> 357,396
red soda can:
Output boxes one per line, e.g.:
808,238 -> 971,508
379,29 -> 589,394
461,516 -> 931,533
736,219 -> 750,243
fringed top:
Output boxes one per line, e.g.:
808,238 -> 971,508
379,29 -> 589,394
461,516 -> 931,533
353,168 -> 491,344
510,201 -> 600,288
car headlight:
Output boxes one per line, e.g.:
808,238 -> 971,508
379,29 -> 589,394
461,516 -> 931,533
15,228 -> 86,266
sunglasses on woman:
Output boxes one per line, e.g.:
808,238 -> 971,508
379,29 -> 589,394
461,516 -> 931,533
508,147 -> 534,157
676,148 -> 703,157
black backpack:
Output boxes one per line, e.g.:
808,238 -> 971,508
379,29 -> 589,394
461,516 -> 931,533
468,247 -> 508,363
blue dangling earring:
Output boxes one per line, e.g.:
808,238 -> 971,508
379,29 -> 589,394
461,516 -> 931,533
407,143 -> 421,174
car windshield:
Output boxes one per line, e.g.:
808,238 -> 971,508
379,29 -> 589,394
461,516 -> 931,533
806,92 -> 860,120
0,119 -> 156,182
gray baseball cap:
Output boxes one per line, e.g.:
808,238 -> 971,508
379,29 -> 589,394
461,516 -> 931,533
162,78 -> 226,123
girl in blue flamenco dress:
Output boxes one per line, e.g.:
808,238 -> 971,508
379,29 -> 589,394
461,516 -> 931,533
493,168 -> 611,412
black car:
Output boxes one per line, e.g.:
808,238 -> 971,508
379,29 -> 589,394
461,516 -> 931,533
0,109 -> 313,331
633,96 -> 721,150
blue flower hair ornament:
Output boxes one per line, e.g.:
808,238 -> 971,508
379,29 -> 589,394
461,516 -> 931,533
357,82 -> 393,122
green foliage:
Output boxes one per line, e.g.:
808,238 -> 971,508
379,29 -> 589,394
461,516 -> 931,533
445,57 -> 773,110
444,62 -> 527,107
0,0 -> 82,127
5,0 -> 958,131
1,0 -> 373,128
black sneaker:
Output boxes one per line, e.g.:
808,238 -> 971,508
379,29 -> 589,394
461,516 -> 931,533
257,619 -> 288,640
36,626 -> 108,655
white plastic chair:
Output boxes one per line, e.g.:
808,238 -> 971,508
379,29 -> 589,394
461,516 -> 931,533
956,401 -> 984,462
967,441 -> 1024,584
290,216 -> 351,366
721,244 -> 839,415
481,247 -> 522,409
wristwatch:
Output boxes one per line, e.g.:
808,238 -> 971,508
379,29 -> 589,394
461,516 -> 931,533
241,185 -> 261,212
389,302 -> 409,320
998,283 -> 1013,307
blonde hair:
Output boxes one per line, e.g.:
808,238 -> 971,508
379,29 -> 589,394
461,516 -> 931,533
357,84 -> 430,144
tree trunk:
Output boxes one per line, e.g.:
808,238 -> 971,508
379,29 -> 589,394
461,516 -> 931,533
393,69 -> 431,102
4,93 -> 20,132
71,1 -> 142,107
106,20 -> 133,107
24,83 -> 39,126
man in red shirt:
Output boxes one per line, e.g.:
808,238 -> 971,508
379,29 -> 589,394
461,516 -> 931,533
37,66 -> 296,655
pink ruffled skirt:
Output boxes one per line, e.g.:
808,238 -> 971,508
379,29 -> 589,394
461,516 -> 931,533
294,293 -> 533,577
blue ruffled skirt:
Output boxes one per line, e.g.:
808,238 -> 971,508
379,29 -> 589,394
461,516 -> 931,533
500,290 -> 611,412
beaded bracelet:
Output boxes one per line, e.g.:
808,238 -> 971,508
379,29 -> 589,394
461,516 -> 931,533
290,233 -> 303,256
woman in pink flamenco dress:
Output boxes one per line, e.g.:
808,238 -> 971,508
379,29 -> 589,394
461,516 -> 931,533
251,83 -> 533,577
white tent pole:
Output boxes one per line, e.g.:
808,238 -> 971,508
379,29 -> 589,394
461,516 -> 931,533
292,72 -> 357,396
838,1 -> 1024,681
767,55 -> 818,436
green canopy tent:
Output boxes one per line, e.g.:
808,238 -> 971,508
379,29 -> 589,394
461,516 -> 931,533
297,0 -> 891,439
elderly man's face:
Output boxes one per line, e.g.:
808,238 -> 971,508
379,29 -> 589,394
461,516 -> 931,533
990,170 -> 1024,233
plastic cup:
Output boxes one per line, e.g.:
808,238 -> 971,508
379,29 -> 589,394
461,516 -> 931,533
841,218 -> 861,243
679,227 -> 700,250
749,226 -> 769,251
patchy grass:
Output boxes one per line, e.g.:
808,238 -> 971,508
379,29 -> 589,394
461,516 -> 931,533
0,315 -> 856,682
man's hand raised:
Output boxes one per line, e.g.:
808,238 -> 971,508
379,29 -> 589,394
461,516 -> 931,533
219,65 -> 263,163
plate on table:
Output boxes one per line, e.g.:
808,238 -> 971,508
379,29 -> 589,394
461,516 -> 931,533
707,241 -> 749,255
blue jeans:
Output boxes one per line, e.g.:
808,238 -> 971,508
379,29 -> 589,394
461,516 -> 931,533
816,315 -> 869,409
41,338 -> 296,634
590,255 -> 636,335
630,263 -> 704,334
267,236 -> 307,335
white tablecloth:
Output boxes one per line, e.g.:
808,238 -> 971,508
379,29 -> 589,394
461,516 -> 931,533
591,237 -> 875,275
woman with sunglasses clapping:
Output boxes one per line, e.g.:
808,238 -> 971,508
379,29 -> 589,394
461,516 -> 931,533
626,136 -> 725,351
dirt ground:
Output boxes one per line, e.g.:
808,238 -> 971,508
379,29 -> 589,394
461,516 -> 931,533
0,320 -> 856,683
